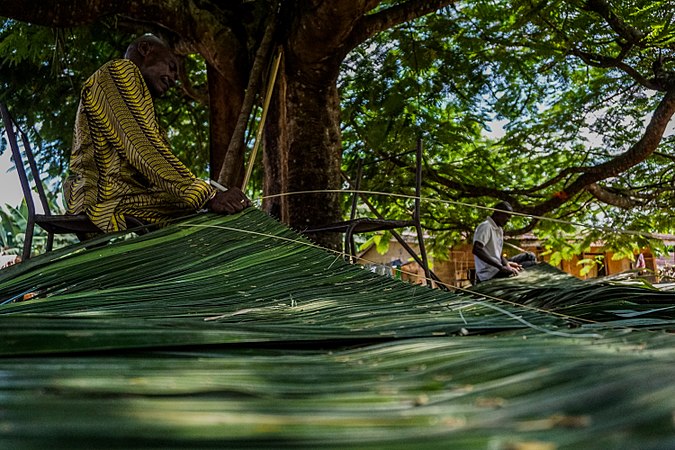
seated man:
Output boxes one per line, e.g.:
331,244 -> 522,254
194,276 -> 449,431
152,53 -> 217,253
65,34 -> 250,233
472,201 -> 537,283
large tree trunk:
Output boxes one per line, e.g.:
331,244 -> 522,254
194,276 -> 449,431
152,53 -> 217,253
264,67 -> 343,250
286,77 -> 343,248
259,2 -> 372,250
207,64 -> 244,184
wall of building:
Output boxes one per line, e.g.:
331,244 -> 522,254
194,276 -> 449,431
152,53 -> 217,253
558,246 -> 655,280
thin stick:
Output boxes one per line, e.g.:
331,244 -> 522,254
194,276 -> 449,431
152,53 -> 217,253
217,13 -> 277,186
504,241 -> 528,253
242,47 -> 283,191
209,179 -> 228,192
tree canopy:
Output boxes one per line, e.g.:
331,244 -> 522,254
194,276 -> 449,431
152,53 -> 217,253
1,0 -> 674,261
339,0 -> 675,259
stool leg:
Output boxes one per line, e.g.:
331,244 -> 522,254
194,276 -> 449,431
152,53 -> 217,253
46,232 -> 54,252
22,223 -> 34,261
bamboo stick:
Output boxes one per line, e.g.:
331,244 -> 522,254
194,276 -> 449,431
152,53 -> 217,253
242,47 -> 283,191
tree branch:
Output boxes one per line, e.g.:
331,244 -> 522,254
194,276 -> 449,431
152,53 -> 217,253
585,183 -> 640,208
570,48 -> 665,90
0,0 -> 207,29
525,88 -> 675,216
218,11 -> 277,185
582,0 -> 646,46
345,0 -> 456,53
421,87 -> 675,221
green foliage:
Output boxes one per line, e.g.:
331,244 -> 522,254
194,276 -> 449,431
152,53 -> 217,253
0,204 -> 21,252
0,198 -> 78,256
360,231 -> 395,256
340,0 -> 675,261
0,21 -> 126,181
2,0 -> 675,264
577,255 -> 603,277
155,53 -> 210,177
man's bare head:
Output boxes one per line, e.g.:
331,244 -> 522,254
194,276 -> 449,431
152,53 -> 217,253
125,34 -> 179,98
491,201 -> 513,227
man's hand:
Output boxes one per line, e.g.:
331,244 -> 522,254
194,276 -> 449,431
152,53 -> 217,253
507,261 -> 523,272
207,187 -> 251,215
499,262 -> 521,277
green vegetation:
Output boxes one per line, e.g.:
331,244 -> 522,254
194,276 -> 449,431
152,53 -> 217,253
0,199 -> 77,256
340,0 -> 675,257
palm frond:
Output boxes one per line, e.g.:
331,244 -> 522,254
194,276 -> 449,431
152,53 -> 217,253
0,209 -> 673,448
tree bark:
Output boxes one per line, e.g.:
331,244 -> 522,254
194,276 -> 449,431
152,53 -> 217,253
263,59 -> 343,249
585,183 -> 639,209
207,64 -> 244,184
217,14 -> 277,188
261,1 -> 369,250
263,59 -> 288,222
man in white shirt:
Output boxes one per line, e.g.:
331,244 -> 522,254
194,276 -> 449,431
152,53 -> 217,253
472,201 -> 536,282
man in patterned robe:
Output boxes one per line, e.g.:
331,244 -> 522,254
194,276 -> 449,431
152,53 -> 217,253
65,35 -> 250,233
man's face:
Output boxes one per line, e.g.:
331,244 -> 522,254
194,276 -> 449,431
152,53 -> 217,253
139,46 -> 179,98
493,211 -> 511,227
492,205 -> 513,227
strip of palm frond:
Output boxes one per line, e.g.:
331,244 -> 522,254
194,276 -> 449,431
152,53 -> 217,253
0,334 -> 673,449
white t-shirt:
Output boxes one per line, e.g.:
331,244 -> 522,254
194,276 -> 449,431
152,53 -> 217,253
473,216 -> 503,281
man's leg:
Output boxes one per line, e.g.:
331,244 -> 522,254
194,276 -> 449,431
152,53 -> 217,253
111,191 -> 197,232
509,252 -> 537,267
491,271 -> 512,280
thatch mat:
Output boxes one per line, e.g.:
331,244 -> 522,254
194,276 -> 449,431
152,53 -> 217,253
1,209 -> 673,448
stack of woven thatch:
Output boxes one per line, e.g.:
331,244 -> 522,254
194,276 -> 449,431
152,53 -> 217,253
1,209 -> 673,449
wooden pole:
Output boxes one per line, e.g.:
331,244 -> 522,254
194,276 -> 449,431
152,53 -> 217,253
413,138 -> 431,283
242,47 -> 283,191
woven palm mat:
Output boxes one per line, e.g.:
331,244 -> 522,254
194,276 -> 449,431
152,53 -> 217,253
1,209 -> 673,448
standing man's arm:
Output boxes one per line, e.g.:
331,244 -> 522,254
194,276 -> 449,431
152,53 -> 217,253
472,241 -> 518,276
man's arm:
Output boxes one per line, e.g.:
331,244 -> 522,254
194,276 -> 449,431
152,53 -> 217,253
472,241 -> 518,276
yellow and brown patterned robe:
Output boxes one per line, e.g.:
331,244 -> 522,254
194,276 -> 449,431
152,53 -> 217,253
65,59 -> 215,232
